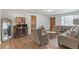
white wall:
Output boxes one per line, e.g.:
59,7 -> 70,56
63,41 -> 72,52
1,10 -> 50,34
2,10 -> 28,26
50,16 -> 62,26
55,15 -> 62,26
28,13 -> 50,29
27,13 -> 50,34
73,15 -> 79,19
52,11 -> 79,26
0,10 -> 2,43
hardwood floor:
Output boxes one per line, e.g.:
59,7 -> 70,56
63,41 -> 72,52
0,35 -> 67,49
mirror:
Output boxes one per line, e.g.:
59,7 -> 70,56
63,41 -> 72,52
1,18 -> 12,41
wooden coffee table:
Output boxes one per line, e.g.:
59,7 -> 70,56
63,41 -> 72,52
47,31 -> 57,39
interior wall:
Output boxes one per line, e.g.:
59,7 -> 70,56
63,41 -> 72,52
1,10 -> 50,34
52,11 -> 79,26
51,16 -> 62,26
55,16 -> 62,26
27,13 -> 50,34
28,13 -> 50,29
73,15 -> 79,19
0,10 -> 2,43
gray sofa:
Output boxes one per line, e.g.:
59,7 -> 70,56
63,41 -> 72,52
58,28 -> 79,49
54,26 -> 75,33
31,29 -> 49,46
58,33 -> 78,49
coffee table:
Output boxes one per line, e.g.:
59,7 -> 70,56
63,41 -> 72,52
47,31 -> 57,39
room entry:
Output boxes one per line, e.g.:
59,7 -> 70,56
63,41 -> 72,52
50,17 -> 55,31
31,15 -> 36,31
1,18 -> 12,41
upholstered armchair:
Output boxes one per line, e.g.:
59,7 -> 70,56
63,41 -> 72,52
31,29 -> 49,46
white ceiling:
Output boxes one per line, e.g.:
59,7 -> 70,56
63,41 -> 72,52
25,9 -> 78,15
2,9 -> 78,15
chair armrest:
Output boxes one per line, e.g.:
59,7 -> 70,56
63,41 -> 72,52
42,33 -> 47,36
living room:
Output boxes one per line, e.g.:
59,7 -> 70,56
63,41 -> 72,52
1,0 -> 79,59
0,9 -> 79,49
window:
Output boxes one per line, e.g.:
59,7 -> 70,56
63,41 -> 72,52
61,15 -> 73,26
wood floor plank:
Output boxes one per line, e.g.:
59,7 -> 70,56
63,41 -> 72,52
2,40 -> 10,49
17,37 -> 29,49
0,44 -> 2,49
27,38 -> 39,48
0,35 -> 67,49
21,37 -> 39,48
19,37 -> 36,48
9,39 -> 17,49
14,38 -> 25,48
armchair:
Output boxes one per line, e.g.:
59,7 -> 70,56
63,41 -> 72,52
31,29 -> 49,46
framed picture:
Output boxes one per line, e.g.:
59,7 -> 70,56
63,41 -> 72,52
16,17 -> 25,25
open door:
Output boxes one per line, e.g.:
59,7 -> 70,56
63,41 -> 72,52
50,17 -> 55,31
31,15 -> 36,31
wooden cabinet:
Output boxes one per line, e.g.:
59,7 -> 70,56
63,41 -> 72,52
14,24 -> 28,38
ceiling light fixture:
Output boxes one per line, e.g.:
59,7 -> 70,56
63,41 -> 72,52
47,9 -> 52,11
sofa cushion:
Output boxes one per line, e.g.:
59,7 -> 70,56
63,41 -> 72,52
70,31 -> 78,38
70,27 -> 79,38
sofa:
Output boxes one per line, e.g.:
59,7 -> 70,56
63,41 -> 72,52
58,27 -> 79,49
31,29 -> 49,46
54,26 -> 75,33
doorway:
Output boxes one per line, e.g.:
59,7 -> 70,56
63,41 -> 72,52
50,17 -> 55,31
31,15 -> 36,31
1,18 -> 12,41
